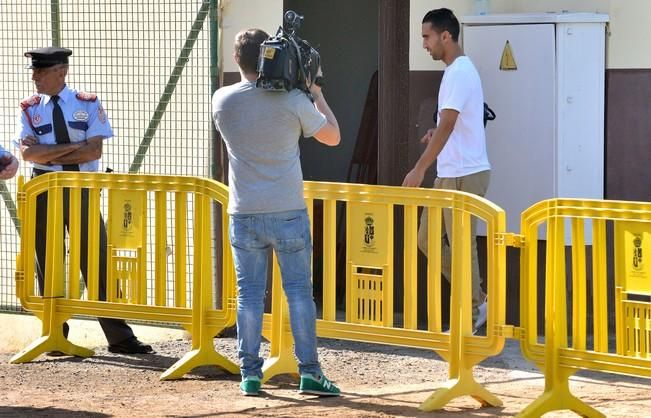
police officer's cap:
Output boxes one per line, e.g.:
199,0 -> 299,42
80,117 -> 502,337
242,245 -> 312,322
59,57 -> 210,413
24,47 -> 72,69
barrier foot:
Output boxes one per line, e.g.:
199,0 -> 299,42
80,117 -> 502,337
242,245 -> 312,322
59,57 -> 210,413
9,335 -> 94,364
419,369 -> 502,411
517,381 -> 605,418
161,347 -> 239,381
261,354 -> 299,384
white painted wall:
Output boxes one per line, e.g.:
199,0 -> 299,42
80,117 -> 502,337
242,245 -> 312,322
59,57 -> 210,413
0,313 -> 186,354
220,0 -> 283,73
598,0 -> 651,69
410,0 -> 514,71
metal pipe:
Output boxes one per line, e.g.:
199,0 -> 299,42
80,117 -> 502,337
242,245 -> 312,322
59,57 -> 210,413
51,0 -> 61,46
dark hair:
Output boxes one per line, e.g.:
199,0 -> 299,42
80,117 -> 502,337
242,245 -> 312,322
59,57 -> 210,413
422,8 -> 460,42
234,29 -> 269,74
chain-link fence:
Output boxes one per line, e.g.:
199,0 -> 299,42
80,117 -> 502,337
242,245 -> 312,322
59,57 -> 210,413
0,0 -> 220,311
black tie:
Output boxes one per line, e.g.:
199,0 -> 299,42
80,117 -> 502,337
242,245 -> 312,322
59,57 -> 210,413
51,95 -> 79,171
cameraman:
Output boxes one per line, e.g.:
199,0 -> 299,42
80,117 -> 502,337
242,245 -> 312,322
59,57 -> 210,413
211,29 -> 340,397
0,145 -> 19,180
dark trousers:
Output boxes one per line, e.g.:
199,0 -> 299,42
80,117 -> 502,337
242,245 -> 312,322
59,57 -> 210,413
33,173 -> 134,345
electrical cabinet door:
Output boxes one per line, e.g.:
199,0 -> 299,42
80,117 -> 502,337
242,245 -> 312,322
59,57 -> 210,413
464,24 -> 556,235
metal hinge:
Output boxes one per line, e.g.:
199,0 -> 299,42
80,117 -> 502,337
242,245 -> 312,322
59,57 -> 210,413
496,232 -> 525,248
14,269 -> 24,283
497,325 -> 525,340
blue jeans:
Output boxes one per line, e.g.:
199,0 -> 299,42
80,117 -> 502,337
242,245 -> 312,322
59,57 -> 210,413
229,209 -> 322,379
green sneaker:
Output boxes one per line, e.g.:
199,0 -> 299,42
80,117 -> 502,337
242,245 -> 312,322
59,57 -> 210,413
240,376 -> 261,396
299,374 -> 340,396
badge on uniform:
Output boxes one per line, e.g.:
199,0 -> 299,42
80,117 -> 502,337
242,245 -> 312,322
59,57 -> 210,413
73,110 -> 89,121
20,94 -> 41,111
76,92 -> 97,102
98,105 -> 107,124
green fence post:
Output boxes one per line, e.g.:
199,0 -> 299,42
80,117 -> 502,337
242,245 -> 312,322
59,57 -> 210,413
209,0 -> 225,309
210,0 -> 222,182
51,0 -> 61,46
0,184 -> 19,232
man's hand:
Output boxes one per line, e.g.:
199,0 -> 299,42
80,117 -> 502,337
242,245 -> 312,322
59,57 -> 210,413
420,128 -> 435,145
20,135 -> 39,149
21,136 -> 102,165
0,152 -> 19,180
309,66 -> 340,146
402,167 -> 425,188
308,66 -> 324,99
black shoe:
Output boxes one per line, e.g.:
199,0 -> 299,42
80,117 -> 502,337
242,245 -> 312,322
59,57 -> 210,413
108,336 -> 154,354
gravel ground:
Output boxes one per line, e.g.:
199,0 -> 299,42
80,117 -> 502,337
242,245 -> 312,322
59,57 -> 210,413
1,337 -> 650,417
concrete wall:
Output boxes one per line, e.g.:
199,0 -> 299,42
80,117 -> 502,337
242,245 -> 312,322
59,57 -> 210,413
0,313 -> 186,354
220,0 -> 283,73
410,0 -> 513,70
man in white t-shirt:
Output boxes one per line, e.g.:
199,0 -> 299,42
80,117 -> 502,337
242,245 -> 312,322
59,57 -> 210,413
402,8 -> 490,333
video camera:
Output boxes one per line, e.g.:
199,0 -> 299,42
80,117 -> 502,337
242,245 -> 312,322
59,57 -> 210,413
256,10 -> 324,98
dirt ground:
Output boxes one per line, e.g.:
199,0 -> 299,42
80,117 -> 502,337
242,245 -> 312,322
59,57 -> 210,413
1,337 -> 650,417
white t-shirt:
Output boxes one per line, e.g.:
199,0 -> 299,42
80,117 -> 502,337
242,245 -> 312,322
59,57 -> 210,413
436,56 -> 491,178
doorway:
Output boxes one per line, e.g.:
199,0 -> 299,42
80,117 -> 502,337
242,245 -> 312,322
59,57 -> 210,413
283,0 -> 379,183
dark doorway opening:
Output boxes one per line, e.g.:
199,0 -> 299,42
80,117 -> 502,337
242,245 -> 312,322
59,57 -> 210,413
283,0 -> 379,184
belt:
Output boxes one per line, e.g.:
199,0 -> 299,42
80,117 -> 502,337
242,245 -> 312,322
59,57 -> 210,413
32,168 -> 57,177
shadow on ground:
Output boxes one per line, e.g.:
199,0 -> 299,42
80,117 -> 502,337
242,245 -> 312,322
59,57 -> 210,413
0,406 -> 109,417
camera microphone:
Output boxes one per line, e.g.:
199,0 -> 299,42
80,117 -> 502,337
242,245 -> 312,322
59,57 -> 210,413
284,10 -> 303,32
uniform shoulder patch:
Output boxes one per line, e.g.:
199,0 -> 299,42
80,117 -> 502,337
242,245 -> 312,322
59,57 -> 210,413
19,95 -> 41,111
76,92 -> 98,102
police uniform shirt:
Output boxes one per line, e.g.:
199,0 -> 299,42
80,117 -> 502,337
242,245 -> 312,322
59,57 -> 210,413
14,84 -> 113,172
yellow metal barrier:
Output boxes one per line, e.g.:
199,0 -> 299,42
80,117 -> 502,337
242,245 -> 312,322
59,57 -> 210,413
519,198 -> 651,417
615,221 -> 651,359
261,181 -> 509,411
10,172 -> 238,380
12,174 -> 651,414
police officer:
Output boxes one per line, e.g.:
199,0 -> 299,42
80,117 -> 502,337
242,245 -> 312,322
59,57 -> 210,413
16,47 -> 153,354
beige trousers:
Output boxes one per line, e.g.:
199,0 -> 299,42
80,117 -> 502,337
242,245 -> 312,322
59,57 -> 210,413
417,170 -> 490,315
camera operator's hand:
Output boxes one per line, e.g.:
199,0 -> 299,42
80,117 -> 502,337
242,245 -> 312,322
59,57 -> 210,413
308,66 -> 340,146
308,67 -> 324,99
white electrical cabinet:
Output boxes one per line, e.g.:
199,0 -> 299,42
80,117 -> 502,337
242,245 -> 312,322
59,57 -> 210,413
460,13 -> 609,238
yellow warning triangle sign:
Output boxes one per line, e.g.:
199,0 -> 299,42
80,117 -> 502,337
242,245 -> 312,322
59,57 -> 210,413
500,40 -> 517,71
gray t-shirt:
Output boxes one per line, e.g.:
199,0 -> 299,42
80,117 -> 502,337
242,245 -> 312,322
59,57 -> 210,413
211,81 -> 326,214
